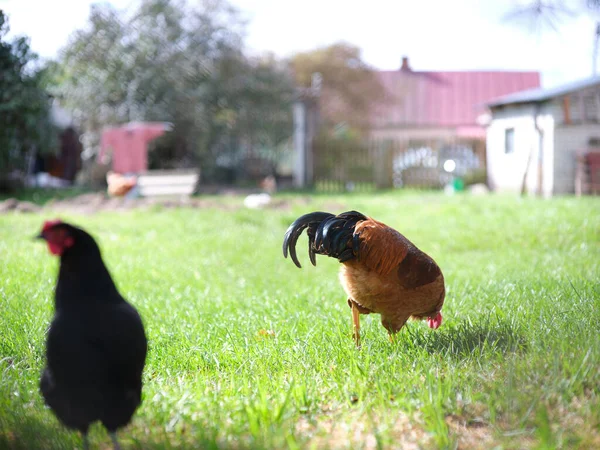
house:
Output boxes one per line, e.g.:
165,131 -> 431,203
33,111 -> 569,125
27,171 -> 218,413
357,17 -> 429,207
298,57 -> 541,190
485,76 -> 600,196
369,57 -> 541,185
371,57 -> 540,142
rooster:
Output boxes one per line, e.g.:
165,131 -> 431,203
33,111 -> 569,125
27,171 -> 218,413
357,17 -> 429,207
283,211 -> 445,346
36,220 -> 147,450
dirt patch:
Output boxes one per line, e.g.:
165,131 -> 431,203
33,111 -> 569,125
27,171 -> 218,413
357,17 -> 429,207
294,411 -> 431,449
445,414 -> 499,449
0,186 -> 356,215
0,192 -> 313,215
0,198 -> 42,213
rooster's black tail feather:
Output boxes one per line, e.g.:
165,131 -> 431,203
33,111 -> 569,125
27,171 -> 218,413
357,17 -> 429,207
282,210 -> 367,268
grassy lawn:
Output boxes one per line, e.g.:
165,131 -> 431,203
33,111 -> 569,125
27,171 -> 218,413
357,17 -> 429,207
0,191 -> 599,449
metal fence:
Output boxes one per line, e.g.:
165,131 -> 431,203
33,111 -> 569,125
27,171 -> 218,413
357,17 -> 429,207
312,136 -> 486,192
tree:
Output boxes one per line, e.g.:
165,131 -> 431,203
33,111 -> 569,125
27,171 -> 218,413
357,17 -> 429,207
504,0 -> 600,75
0,11 -> 56,183
51,0 -> 295,180
203,53 -> 295,175
289,42 -> 387,133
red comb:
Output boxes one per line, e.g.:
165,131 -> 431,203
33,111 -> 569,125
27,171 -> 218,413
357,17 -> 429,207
427,312 -> 443,330
42,219 -> 64,232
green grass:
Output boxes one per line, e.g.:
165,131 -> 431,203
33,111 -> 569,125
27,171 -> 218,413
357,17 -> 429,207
0,191 -> 599,449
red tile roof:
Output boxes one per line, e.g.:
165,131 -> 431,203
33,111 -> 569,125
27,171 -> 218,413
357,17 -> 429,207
372,70 -> 541,128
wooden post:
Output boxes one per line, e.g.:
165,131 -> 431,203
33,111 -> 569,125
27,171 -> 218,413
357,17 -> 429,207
374,140 -> 384,189
563,96 -> 571,125
292,86 -> 320,189
373,140 -> 395,189
293,100 -> 306,188
305,97 -> 319,188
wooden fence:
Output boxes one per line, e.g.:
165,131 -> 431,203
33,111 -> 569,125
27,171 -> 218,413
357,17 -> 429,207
312,136 -> 486,192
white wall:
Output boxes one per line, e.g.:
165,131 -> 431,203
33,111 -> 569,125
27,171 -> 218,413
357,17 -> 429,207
486,104 -> 554,196
537,113 -> 555,197
554,123 -> 600,194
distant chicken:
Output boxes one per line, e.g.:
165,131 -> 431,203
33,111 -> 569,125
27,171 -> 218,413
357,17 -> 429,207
37,220 -> 147,449
259,175 -> 277,194
283,211 -> 445,345
106,171 -> 137,197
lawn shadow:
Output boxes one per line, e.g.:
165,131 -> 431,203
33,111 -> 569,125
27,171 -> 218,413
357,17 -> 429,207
0,408 -> 251,450
404,317 -> 528,358
0,409 -> 77,450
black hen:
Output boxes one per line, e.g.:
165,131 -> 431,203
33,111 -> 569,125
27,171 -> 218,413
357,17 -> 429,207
37,220 -> 147,450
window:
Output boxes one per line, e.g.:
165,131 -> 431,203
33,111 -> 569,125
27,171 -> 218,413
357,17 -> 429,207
562,96 -> 572,124
504,128 -> 515,154
583,95 -> 599,122
570,95 -> 582,122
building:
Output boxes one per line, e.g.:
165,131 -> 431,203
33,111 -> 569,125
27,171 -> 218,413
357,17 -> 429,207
485,76 -> 600,196
371,57 -> 541,143
30,99 -> 82,186
368,57 -> 541,187
298,57 -> 542,190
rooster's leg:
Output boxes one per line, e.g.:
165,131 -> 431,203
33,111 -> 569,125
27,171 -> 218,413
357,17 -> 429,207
109,432 -> 121,450
351,301 -> 361,347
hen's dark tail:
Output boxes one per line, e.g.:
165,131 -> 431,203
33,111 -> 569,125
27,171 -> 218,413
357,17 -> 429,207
282,211 -> 368,268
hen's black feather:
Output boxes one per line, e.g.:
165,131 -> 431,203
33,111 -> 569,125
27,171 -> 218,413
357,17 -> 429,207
283,211 -> 367,268
40,223 -> 147,437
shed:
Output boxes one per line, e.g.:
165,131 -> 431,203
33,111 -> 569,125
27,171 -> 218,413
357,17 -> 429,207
485,76 -> 600,196
32,99 -> 83,185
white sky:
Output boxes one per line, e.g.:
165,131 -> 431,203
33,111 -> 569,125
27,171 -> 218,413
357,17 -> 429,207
1,0 -> 598,88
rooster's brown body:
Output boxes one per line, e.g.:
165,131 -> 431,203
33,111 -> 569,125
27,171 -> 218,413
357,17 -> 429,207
283,211 -> 445,344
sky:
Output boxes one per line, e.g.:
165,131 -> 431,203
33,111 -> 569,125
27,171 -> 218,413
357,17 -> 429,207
1,0 -> 598,88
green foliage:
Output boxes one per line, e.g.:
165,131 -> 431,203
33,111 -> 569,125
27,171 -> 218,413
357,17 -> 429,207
0,11 -> 56,178
53,0 -> 295,179
0,192 -> 599,448
289,42 -> 388,133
